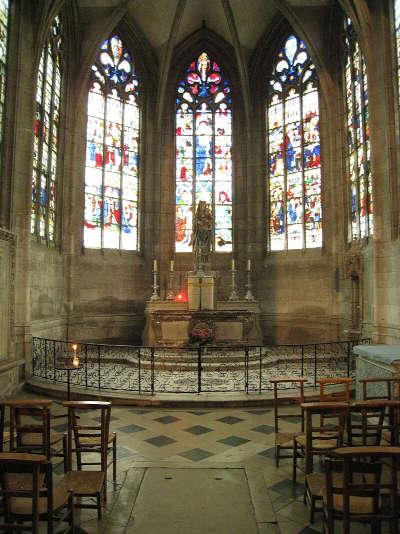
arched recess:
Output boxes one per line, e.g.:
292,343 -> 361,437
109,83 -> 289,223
65,13 -> 158,257
251,15 -> 330,255
164,26 -> 245,262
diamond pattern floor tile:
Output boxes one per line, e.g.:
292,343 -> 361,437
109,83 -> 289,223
153,415 -> 180,424
178,448 -> 215,462
217,436 -> 250,447
184,425 -> 214,435
217,416 -> 243,425
145,435 -> 177,447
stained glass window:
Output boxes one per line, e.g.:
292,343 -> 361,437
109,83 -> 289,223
175,52 -> 232,252
84,35 -> 140,250
344,18 -> 372,240
0,0 -> 8,152
31,16 -> 62,241
267,35 -> 322,251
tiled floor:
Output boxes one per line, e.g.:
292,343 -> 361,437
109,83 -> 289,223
5,394 -> 375,533
56,402 -> 319,533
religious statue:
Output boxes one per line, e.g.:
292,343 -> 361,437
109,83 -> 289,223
193,200 -> 212,272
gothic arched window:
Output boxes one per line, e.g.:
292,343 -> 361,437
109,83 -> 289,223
344,18 -> 372,240
267,35 -> 322,251
175,51 -> 232,253
0,0 -> 9,156
84,35 -> 140,250
31,16 -> 62,241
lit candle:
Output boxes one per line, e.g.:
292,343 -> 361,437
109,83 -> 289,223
153,259 -> 158,272
231,259 -> 236,271
170,260 -> 174,272
72,344 -> 79,368
247,259 -> 251,271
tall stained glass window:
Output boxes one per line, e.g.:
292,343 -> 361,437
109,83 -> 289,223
267,35 -> 322,251
175,52 -> 232,252
0,0 -> 9,151
344,18 -> 372,240
84,35 -> 140,250
31,16 -> 62,241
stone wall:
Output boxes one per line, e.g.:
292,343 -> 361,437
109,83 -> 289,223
1,1 -> 400,396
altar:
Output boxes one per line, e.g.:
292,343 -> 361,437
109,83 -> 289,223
143,299 -> 262,347
144,202 -> 262,347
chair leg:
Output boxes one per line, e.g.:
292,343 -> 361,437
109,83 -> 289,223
63,434 -> 68,474
97,492 -> 102,520
113,435 -> 117,483
292,439 -> 297,483
68,493 -> 75,533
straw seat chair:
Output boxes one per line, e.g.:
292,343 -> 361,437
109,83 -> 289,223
5,399 -> 67,471
323,446 -> 400,534
62,400 -> 116,519
0,451 -> 74,533
270,377 -> 307,467
297,402 -> 348,523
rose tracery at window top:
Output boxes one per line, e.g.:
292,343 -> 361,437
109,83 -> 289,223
267,34 -> 322,251
84,35 -> 140,250
175,52 -> 233,253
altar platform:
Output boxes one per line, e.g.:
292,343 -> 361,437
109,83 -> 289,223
143,300 -> 262,347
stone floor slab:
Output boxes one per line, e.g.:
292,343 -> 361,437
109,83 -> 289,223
127,467 -> 259,534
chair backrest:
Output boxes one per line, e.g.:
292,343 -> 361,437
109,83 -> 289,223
5,400 -> 53,458
270,378 -> 308,433
0,452 -> 51,534
317,377 -> 352,402
301,401 -> 348,474
62,400 -> 111,472
325,446 -> 400,534
359,377 -> 400,401
348,400 -> 400,446
0,402 -> 5,452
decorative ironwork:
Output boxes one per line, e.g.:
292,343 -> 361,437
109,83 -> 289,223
31,337 -> 370,395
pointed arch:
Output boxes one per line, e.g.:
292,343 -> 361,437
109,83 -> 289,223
343,16 -> 372,241
83,34 -> 141,250
175,50 -> 233,253
267,33 -> 322,251
31,14 -> 63,242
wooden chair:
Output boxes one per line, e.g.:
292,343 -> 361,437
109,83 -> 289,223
348,400 -> 400,447
5,399 -> 67,471
359,377 -> 400,401
297,402 -> 348,523
270,377 -> 307,467
62,400 -> 117,519
317,377 -> 352,403
0,402 -> 10,451
323,446 -> 400,534
0,451 -> 74,533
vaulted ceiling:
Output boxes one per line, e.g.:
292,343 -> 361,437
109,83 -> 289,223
76,0 -> 336,61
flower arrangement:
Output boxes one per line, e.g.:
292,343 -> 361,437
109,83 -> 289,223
189,321 -> 214,346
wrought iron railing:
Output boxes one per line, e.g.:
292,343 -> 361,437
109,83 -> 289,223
31,337 -> 371,395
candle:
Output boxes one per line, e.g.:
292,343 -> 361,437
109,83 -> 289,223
247,259 -> 251,271
231,259 -> 236,271
72,344 -> 79,368
153,259 -> 158,272
170,260 -> 174,271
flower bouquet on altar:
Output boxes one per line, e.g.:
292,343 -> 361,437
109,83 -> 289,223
189,321 -> 214,347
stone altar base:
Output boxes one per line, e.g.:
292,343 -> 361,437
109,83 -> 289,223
143,300 -> 262,347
